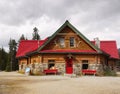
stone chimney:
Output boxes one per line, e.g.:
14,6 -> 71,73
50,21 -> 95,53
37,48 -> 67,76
94,37 -> 100,48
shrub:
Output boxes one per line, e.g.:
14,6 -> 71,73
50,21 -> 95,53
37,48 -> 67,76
103,67 -> 117,76
5,65 -> 11,72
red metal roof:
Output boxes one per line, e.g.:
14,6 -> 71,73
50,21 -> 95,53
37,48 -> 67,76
119,49 -> 120,58
91,41 -> 119,59
100,41 -> 119,59
16,39 -> 119,59
16,39 -> 47,58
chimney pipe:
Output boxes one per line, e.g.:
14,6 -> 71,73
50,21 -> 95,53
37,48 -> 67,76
94,37 -> 100,48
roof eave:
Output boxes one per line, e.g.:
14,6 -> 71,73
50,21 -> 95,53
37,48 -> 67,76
39,51 -> 99,54
16,56 -> 28,59
109,57 -> 120,60
25,50 -> 38,56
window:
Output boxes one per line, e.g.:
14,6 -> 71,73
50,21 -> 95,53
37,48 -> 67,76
70,37 -> 75,47
59,37 -> 65,48
82,60 -> 88,69
48,60 -> 55,69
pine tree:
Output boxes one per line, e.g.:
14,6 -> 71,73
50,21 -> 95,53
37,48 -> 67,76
19,34 -> 25,43
6,39 -> 18,71
32,27 -> 40,40
6,54 -> 11,72
0,47 -> 8,71
0,48 -> 1,70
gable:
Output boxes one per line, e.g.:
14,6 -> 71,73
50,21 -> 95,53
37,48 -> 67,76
42,26 -> 95,51
38,20 -> 101,53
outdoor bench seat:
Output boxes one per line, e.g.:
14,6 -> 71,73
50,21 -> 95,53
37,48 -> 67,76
44,69 -> 58,75
82,69 -> 96,76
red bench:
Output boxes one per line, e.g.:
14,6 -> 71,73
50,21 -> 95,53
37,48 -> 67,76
44,69 -> 58,75
82,69 -> 96,76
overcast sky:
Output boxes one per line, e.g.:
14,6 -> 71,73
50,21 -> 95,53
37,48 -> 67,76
0,0 -> 120,51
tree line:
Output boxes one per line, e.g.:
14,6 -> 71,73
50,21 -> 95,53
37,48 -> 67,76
0,39 -> 18,71
0,27 -> 40,71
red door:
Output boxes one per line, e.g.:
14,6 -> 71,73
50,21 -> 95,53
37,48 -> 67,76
66,58 -> 73,74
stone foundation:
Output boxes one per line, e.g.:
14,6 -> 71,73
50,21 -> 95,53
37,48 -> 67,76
55,63 -> 65,74
19,64 -> 26,73
19,63 -> 48,75
89,63 -> 104,75
30,63 -> 48,74
29,63 -> 65,75
19,63 -> 104,75
73,63 -> 82,75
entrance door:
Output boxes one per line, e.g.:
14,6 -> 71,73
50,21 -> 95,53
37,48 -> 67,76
66,58 -> 73,74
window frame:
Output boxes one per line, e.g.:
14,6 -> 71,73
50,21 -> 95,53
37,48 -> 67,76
70,37 -> 75,47
59,37 -> 65,48
48,60 -> 55,69
82,60 -> 89,69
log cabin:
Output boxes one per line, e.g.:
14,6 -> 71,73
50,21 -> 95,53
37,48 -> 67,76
16,20 -> 119,75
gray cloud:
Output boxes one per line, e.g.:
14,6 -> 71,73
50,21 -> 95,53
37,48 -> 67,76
0,0 -> 120,25
0,0 -> 120,51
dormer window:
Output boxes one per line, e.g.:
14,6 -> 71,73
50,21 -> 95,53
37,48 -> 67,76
59,37 -> 65,48
70,37 -> 75,47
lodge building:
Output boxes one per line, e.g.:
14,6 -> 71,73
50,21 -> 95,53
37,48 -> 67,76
16,21 -> 119,75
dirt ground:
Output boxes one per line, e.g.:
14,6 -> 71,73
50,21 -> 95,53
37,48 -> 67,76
0,72 -> 120,94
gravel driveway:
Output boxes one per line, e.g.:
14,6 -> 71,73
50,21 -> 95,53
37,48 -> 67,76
0,72 -> 120,94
